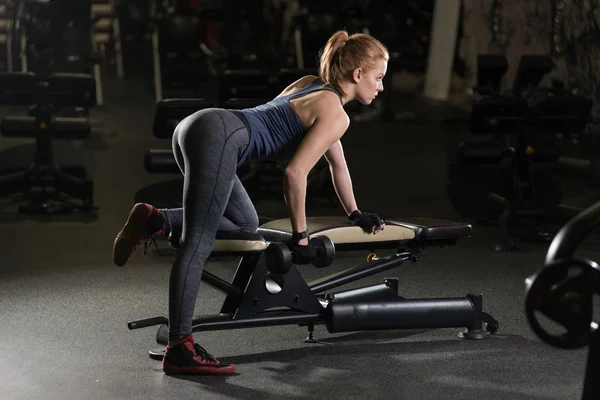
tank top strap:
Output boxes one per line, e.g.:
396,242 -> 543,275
286,77 -> 343,104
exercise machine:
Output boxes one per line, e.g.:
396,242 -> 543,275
128,216 -> 499,358
219,0 -> 273,70
292,1 -> 370,70
150,1 -> 209,102
0,54 -> 97,215
525,200 -> 600,399
448,54 -> 593,251
149,0 -> 274,102
13,0 -> 107,105
218,69 -> 274,107
90,0 -> 124,80
1,0 -> 19,72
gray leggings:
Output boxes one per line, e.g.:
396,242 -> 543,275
161,108 -> 259,341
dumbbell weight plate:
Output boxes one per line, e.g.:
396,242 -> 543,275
309,235 -> 335,268
264,242 -> 293,274
525,257 -> 598,349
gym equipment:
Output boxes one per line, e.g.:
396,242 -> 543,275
90,0 -> 124,80
448,54 -> 593,251
13,0 -> 106,105
144,149 -> 179,174
474,54 -> 509,96
2,1 -> 19,72
152,97 -> 216,139
309,233 -> 336,268
150,2 -> 211,102
117,0 -> 152,40
220,0 -> 271,70
150,0 -> 273,102
218,69 -> 275,105
292,3 -> 343,70
292,1 -> 370,70
222,97 -> 270,110
275,68 -> 318,93
128,216 -> 499,358
0,68 -> 97,215
525,200 -> 600,399
264,235 -> 336,273
512,54 -> 554,96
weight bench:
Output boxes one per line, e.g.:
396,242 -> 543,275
0,72 -> 97,215
128,216 -> 499,359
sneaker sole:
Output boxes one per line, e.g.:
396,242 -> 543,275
112,204 -> 151,267
163,361 -> 236,375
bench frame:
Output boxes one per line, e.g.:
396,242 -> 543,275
128,227 -> 499,358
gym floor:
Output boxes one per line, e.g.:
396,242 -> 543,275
1,53 -> 598,400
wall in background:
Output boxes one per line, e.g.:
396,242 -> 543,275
458,0 -> 600,118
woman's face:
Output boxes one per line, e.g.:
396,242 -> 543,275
355,58 -> 388,105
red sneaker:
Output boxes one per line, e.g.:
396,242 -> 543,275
112,203 -> 164,267
162,335 -> 235,375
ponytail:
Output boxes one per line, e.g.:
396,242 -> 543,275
318,30 -> 389,98
318,31 -> 349,96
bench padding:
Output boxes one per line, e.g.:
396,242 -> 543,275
210,216 -> 472,253
259,217 -> 415,244
387,218 -> 473,240
213,231 -> 268,253
258,217 -> 471,244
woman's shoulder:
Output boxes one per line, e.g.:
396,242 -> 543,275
278,75 -> 319,96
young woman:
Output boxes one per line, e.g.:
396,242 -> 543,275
113,30 -> 388,375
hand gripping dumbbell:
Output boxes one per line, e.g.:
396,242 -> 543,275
264,235 -> 336,274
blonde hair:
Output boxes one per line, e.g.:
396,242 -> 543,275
318,30 -> 389,98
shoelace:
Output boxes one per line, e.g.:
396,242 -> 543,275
194,343 -> 217,362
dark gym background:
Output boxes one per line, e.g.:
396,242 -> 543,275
2,1 -> 600,399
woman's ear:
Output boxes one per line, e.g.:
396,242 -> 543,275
352,68 -> 362,83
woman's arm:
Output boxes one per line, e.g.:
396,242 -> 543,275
324,140 -> 385,234
284,98 -> 350,243
323,140 -> 358,216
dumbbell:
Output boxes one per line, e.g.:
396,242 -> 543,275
264,242 -> 293,274
310,235 -> 335,268
264,235 -> 336,273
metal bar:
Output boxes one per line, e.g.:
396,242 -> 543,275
309,253 -> 409,294
192,312 -> 322,333
202,270 -> 243,297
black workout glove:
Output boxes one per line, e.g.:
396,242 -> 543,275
286,241 -> 313,264
348,210 -> 384,233
286,230 -> 313,265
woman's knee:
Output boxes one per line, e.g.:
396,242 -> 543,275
249,212 -> 260,232
240,212 -> 259,233
238,211 -> 259,233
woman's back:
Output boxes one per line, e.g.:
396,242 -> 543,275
236,76 -> 343,165
278,75 -> 344,130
